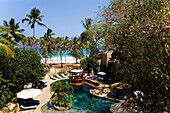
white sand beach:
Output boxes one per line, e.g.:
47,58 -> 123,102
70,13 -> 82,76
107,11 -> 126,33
41,57 -> 80,64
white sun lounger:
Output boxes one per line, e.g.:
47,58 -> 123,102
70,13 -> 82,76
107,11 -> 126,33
50,75 -> 56,80
20,104 -> 37,109
61,74 -> 66,78
56,74 -> 62,79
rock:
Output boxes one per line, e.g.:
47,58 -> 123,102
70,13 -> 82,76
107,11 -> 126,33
110,102 -> 135,113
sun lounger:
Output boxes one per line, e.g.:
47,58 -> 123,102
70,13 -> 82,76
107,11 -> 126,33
61,74 -> 66,78
68,73 -> 71,77
39,80 -> 47,84
112,89 -> 121,97
98,77 -> 104,80
26,100 -> 40,105
56,74 -> 62,79
20,104 -> 37,109
87,76 -> 92,79
50,75 -> 56,80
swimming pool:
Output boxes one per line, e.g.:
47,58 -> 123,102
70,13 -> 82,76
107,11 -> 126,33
41,80 -> 116,113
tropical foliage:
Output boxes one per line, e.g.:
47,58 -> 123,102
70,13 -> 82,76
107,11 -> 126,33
98,0 -> 169,112
0,48 -> 45,107
0,18 -> 24,46
50,81 -> 74,108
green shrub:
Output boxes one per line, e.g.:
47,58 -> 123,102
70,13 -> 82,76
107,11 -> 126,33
0,48 -> 45,107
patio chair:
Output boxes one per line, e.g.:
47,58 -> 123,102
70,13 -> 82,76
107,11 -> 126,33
20,104 -> 37,110
50,75 -> 56,80
56,74 -> 62,79
61,74 -> 66,78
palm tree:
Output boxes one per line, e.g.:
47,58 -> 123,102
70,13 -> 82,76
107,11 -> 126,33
80,18 -> 92,56
0,42 -> 14,58
69,37 -> 83,63
22,8 -> 46,57
0,18 -> 24,46
50,81 -> 74,108
40,28 -> 55,64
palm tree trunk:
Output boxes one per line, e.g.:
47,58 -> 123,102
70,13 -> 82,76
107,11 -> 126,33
60,51 -> 62,68
33,27 -> 35,48
33,27 -> 45,63
36,44 -> 45,62
65,51 -> 66,63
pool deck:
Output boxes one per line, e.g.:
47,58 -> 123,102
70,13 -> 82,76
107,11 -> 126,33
16,69 -> 125,113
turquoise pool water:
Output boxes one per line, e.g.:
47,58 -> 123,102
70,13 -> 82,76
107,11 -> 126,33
41,80 -> 116,113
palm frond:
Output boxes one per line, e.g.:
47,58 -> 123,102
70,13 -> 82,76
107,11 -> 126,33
37,21 -> 46,27
0,43 -> 14,58
22,18 -> 30,23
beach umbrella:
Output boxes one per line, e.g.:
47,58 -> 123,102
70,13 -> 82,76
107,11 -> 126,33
17,89 -> 42,99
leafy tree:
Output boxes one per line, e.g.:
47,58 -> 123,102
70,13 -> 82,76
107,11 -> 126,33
100,0 -> 169,112
0,71 -> 13,108
0,48 -> 45,91
50,81 -> 74,108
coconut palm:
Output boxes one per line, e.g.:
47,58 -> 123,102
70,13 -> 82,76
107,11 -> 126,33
22,8 -> 46,39
22,8 -> 46,57
40,28 -> 55,64
0,42 -> 14,58
69,37 -> 83,63
80,18 -> 92,56
50,81 -> 74,108
0,18 -> 24,46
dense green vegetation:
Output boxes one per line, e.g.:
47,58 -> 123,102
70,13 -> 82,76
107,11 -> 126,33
98,0 -> 169,112
0,48 -> 45,107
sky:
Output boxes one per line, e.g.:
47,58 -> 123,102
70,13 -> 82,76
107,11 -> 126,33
0,0 -> 110,39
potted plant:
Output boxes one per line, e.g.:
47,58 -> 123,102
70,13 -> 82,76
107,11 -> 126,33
50,81 -> 74,111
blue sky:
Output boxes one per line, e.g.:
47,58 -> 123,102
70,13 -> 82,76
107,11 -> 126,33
0,0 -> 110,39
